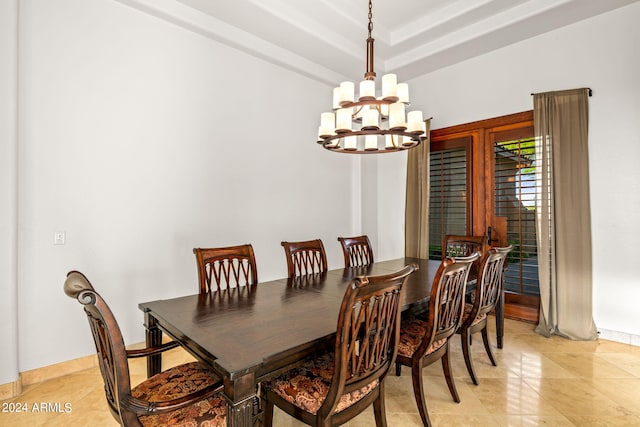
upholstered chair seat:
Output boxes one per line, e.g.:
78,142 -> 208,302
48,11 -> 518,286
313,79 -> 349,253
132,362 -> 226,427
262,353 -> 378,416
462,303 -> 487,327
397,318 -> 447,358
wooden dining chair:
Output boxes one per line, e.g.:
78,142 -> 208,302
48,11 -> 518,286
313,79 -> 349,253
281,239 -> 328,277
395,253 -> 480,427
63,271 -> 226,427
442,235 -> 488,259
458,245 -> 513,385
193,244 -> 257,294
337,235 -> 374,268
260,264 -> 418,427
442,235 -> 487,282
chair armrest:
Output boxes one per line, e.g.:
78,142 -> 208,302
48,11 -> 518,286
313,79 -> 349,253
125,340 -> 180,358
120,381 -> 224,415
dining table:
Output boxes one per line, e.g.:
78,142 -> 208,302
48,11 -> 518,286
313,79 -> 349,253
138,256 -> 484,427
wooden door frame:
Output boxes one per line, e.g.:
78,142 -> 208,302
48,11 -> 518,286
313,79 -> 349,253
431,111 -> 538,323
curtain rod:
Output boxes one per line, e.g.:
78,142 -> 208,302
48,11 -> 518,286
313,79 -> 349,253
531,88 -> 592,97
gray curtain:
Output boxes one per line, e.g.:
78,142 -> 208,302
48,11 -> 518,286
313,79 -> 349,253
405,119 -> 431,259
533,88 -> 597,340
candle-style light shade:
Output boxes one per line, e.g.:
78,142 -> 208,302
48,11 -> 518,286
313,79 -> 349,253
362,109 -> 379,130
344,135 -> 357,150
389,102 -> 406,129
365,135 -> 378,150
321,112 -> 335,131
382,74 -> 397,100
332,87 -> 341,109
359,80 -> 375,100
407,110 -> 423,133
339,81 -> 355,104
397,83 -> 409,103
336,108 -> 352,132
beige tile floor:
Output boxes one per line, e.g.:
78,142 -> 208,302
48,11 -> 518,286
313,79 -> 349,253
2,317 -> 640,426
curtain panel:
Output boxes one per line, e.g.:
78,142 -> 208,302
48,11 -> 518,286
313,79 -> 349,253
533,88 -> 597,340
405,119 -> 431,259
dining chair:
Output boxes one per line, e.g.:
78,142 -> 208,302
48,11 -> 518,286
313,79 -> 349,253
458,245 -> 513,385
63,271 -> 226,427
281,239 -> 328,277
337,235 -> 374,268
193,244 -> 257,293
260,263 -> 418,427
442,235 -> 487,281
395,253 -> 480,427
442,235 -> 488,259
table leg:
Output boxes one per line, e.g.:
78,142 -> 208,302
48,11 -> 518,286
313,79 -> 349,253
496,289 -> 505,349
223,372 -> 258,427
142,310 -> 162,377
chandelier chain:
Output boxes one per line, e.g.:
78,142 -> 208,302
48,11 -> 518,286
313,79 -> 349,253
367,0 -> 373,39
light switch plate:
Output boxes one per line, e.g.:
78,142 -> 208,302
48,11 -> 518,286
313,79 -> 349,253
54,230 -> 66,245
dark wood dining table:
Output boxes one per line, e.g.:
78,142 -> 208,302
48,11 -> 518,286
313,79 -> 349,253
138,257 -> 477,427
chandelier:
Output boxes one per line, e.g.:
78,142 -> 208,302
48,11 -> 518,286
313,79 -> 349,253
316,0 -> 429,154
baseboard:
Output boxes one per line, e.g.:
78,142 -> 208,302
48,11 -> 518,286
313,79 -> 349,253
0,353 -> 97,401
0,379 -> 22,401
598,328 -> 640,346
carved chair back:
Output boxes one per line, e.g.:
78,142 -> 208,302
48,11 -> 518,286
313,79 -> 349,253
337,235 -> 374,268
193,244 -> 257,293
467,245 -> 513,323
64,271 -> 135,425
281,239 -> 327,277
320,263 -> 417,420
419,253 -> 480,354
443,235 -> 487,280
443,235 -> 487,259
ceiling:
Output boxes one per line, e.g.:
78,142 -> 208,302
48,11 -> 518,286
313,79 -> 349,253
123,0 -> 638,85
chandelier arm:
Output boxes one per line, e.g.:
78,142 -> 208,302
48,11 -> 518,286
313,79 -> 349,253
322,129 -> 425,142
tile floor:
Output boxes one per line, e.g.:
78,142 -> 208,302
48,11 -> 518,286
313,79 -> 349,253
2,317 -> 639,426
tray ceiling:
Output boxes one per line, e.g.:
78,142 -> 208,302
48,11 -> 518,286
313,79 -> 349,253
119,0 -> 638,85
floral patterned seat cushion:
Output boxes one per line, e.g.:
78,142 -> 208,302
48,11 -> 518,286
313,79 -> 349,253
262,353 -> 378,415
132,361 -> 226,427
398,318 -> 447,358
463,303 -> 487,326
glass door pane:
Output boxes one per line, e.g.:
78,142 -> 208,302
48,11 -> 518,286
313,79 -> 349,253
494,137 -> 540,298
429,142 -> 469,260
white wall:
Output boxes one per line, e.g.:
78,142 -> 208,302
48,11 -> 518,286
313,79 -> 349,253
6,0 -> 639,381
374,3 -> 640,339
0,0 -> 19,385
14,0 -> 358,373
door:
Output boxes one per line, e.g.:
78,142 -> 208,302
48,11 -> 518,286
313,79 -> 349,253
428,111 -> 539,322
